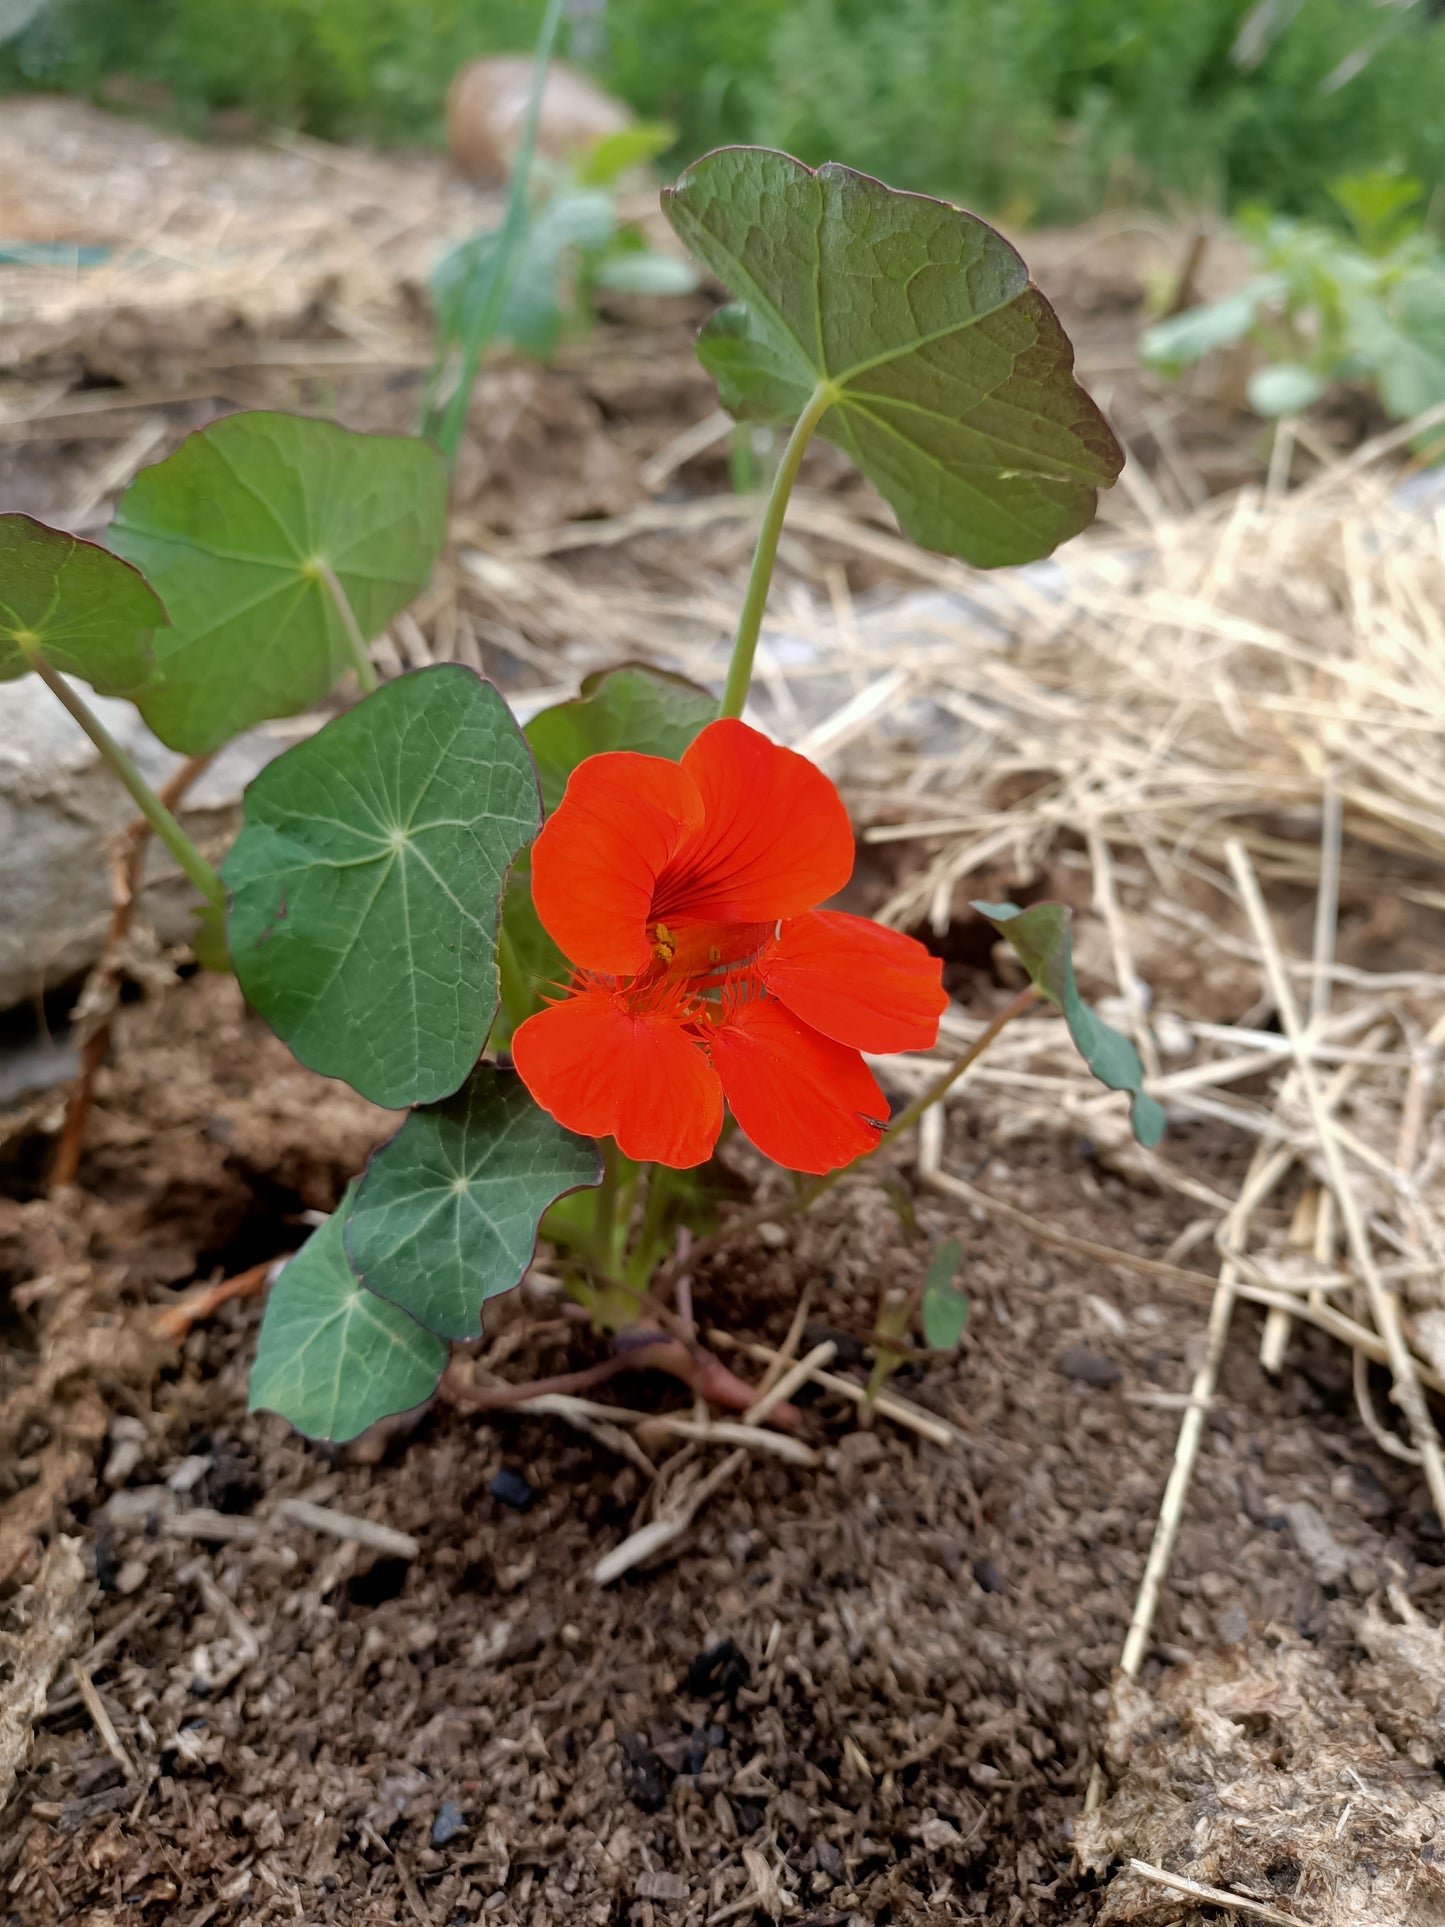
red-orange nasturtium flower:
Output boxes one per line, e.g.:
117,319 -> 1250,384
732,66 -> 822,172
511,719 -> 948,1173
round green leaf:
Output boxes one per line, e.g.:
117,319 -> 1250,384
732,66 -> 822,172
0,513 -> 164,695
346,1064 -> 602,1341
248,1187 -> 448,1443
108,411 -> 448,754
223,665 -> 541,1108
662,148 -> 1123,568
974,900 -> 1165,1148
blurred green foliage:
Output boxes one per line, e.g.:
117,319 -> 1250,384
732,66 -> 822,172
5,0 -> 1445,223
1142,170 -> 1445,440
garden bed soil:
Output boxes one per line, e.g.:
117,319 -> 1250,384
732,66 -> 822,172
3,973 -> 1441,1925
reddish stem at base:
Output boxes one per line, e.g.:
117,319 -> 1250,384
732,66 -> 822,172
442,1337 -> 799,1428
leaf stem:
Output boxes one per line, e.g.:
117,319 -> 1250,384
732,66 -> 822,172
25,652 -> 225,910
873,984 -> 1038,1153
427,0 -> 566,466
595,1138 -> 623,1270
317,562 -> 378,696
718,381 -> 835,720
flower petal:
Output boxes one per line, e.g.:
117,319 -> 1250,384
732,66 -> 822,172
654,719 -> 854,925
513,988 -> 723,1168
759,910 -> 947,1052
531,751 -> 704,975
710,995 -> 886,1174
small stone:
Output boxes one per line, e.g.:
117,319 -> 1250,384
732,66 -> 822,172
489,1467 -> 535,1510
971,1556 -> 1003,1594
1216,1603 -> 1249,1645
1058,1346 -> 1122,1388
115,1559 -> 149,1596
683,1638 -> 750,1698
430,1801 -> 466,1847
838,1430 -> 885,1469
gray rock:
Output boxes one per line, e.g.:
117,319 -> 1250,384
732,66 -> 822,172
0,675 -> 298,1011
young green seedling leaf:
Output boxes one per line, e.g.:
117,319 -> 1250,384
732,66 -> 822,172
920,1236 -> 968,1351
248,1188 -> 449,1442
432,189 -> 615,362
224,665 -> 540,1109
662,148 -> 1122,567
109,412 -> 447,753
0,513 -> 164,695
974,901 -> 1165,1148
497,663 -> 718,1037
346,1064 -> 602,1340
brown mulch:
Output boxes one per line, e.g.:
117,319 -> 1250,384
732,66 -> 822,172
2,974 -> 1441,1925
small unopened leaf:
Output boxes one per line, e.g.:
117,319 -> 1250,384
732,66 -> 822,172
109,412 -> 447,753
921,1236 -> 968,1351
525,662 -> 717,814
224,665 -> 540,1108
497,664 -> 717,1036
248,1190 -> 448,1443
974,900 -> 1166,1148
346,1064 -> 602,1340
662,148 -> 1122,567
0,513 -> 163,695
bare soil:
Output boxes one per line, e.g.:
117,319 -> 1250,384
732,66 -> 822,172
2,972 -> 1440,1925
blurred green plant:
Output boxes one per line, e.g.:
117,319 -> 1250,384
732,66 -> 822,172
5,0 -> 1445,225
1141,169 -> 1445,441
428,120 -> 695,392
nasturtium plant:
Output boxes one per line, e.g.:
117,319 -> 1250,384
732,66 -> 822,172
0,514 -> 164,695
223,665 -> 540,1109
0,143 -> 1150,1446
662,147 -> 1123,568
109,411 -> 448,753
974,901 -> 1166,1148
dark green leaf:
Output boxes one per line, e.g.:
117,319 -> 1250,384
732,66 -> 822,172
432,190 -> 615,361
973,900 -> 1166,1148
524,662 -> 717,815
109,411 -> 447,753
662,148 -> 1122,568
0,513 -> 163,695
224,665 -> 540,1109
248,1188 -> 448,1443
920,1236 -> 967,1350
346,1063 -> 602,1340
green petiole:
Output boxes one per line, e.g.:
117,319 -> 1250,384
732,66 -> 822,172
718,381 -> 835,720
24,648 -> 225,911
